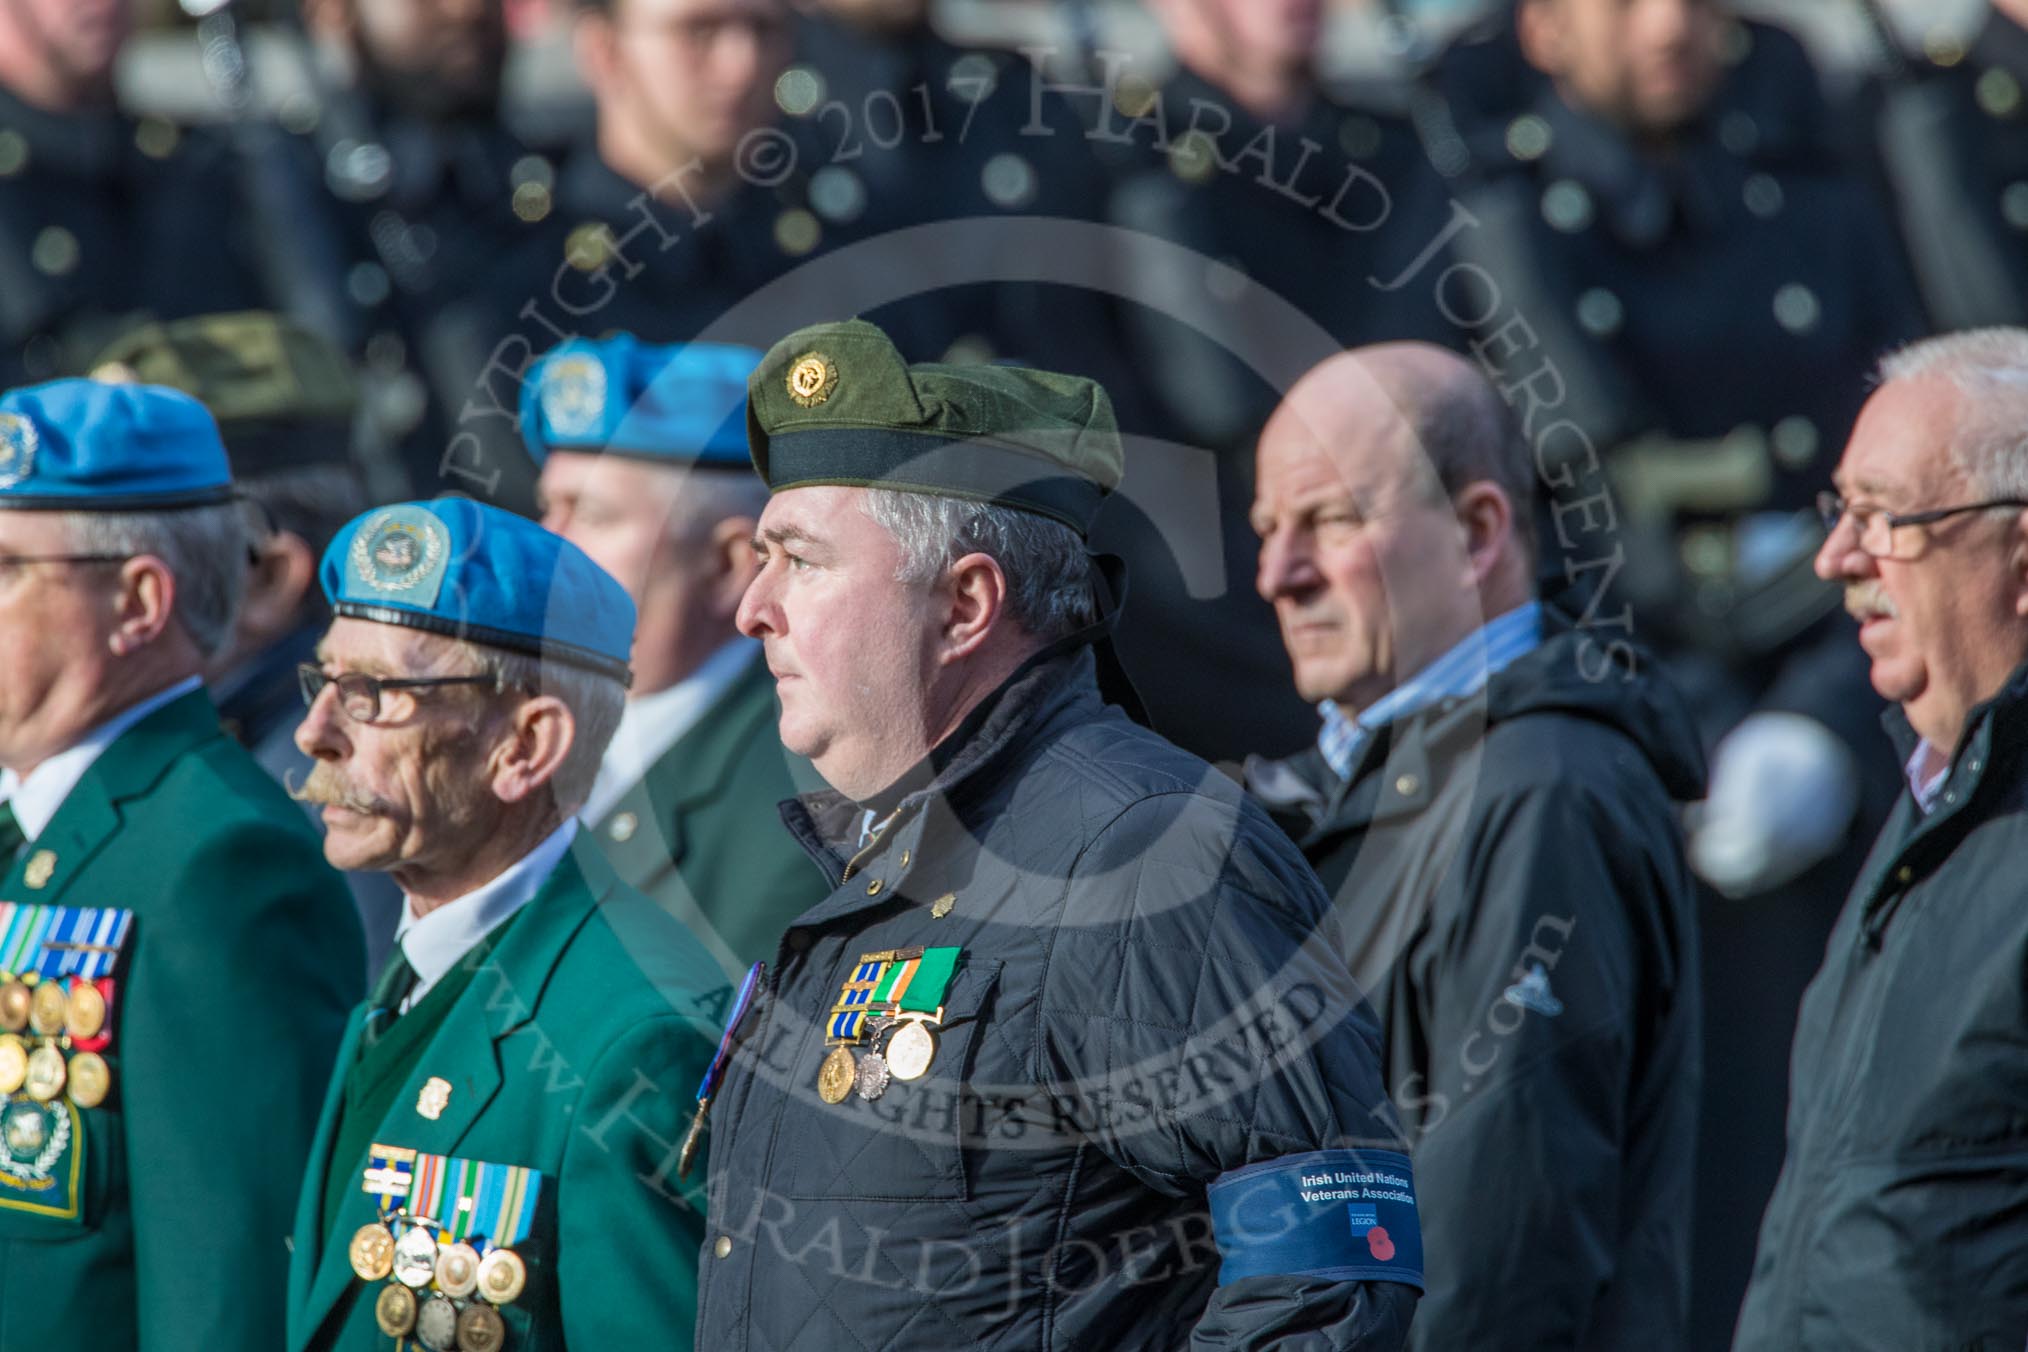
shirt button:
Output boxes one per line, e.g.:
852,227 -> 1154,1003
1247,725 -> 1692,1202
899,849 -> 911,868
1896,866 -> 1913,883
867,879 -> 884,896
1395,774 -> 1420,796
609,812 -> 638,843
714,1236 -> 733,1258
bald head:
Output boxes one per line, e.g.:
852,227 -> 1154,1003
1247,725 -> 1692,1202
1252,344 -> 1537,710
1266,344 -> 1532,522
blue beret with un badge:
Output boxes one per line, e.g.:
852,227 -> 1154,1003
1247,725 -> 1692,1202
0,378 -> 234,510
519,335 -> 760,466
320,498 -> 636,684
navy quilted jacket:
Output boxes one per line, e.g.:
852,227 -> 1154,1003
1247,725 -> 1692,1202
694,647 -> 1420,1349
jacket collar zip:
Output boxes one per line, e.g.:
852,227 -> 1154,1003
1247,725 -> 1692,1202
1861,664 -> 2028,946
779,645 -> 1100,931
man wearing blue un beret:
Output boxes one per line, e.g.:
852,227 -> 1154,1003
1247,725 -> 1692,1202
0,380 -> 365,1352
283,497 -> 726,1352
525,336 -> 826,971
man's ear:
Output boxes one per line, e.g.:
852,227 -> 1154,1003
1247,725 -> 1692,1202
106,555 -> 178,657
490,695 -> 577,805
2011,510 -> 2028,617
705,515 -> 760,621
1515,0 -> 1564,77
1452,481 -> 1515,590
241,530 -> 319,646
572,5 -> 619,94
938,551 -> 1009,665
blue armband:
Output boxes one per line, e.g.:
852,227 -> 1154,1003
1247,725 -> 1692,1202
1208,1149 -> 1424,1291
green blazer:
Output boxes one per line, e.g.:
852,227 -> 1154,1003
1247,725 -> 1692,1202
589,653 -> 827,969
0,688 -> 365,1351
286,842 -> 726,1352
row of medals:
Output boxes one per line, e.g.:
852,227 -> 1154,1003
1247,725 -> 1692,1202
818,1011 -> 939,1104
349,1215 -> 526,1352
0,976 -> 110,1107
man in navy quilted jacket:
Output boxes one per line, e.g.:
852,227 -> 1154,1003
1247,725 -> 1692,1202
690,317 -> 1423,1350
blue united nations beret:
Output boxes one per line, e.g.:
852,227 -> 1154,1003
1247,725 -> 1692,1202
0,378 -> 234,510
519,335 -> 760,467
320,499 -> 636,683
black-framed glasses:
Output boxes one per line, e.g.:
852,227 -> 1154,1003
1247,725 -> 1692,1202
297,664 -> 498,725
1816,491 -> 2028,560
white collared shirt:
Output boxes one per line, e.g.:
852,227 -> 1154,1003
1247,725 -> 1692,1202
0,676 -> 204,841
1905,739 -> 1951,814
580,638 -> 758,825
391,819 -> 577,1011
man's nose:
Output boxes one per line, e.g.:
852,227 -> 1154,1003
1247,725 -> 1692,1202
1256,529 -> 1315,602
294,679 -> 349,762
735,564 -> 775,639
1813,514 -> 1873,583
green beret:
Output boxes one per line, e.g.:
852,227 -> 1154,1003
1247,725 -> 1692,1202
746,319 -> 1122,536
89,311 -> 358,476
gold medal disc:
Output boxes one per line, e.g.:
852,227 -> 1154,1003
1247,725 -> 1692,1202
373,1282 -> 417,1337
457,1301 -> 507,1352
0,979 -> 29,1031
392,1223 -> 439,1288
27,981 -> 65,1036
66,1051 -> 109,1108
886,1019 -> 937,1081
414,1292 -> 460,1351
0,1033 -> 26,1094
348,1223 -> 395,1281
476,1246 -> 527,1305
855,1050 -> 890,1101
817,1045 -> 857,1104
64,982 -> 105,1039
23,1044 -> 63,1101
435,1240 -> 481,1298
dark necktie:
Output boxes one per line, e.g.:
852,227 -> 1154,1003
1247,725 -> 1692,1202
360,944 -> 419,1051
0,801 -> 24,864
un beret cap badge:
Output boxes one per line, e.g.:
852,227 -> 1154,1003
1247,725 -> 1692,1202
350,505 -> 449,606
538,353 -> 607,441
786,352 -> 838,408
0,414 -> 37,490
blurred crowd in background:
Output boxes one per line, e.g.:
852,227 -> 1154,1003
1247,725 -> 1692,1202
6,0 -> 2024,1344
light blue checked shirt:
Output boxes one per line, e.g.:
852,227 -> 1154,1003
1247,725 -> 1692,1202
1317,602 -> 1545,781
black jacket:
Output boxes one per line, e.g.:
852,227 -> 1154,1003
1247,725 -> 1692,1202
696,646 -> 1420,1350
1735,660 -> 2028,1350
1247,622 -> 1707,1351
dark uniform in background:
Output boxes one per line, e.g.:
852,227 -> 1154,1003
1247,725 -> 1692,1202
1420,7 -> 1927,1345
781,2 -> 1117,373
1867,3 -> 2028,331
282,0 -> 579,509
1089,40 -> 1464,764
0,86 -> 291,385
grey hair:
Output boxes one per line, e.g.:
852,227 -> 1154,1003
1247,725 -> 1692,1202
860,490 -> 1098,641
662,467 -> 770,545
466,647 -> 627,815
1878,328 -> 2028,499
61,504 -> 248,658
1405,369 -> 1539,564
